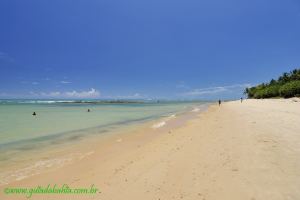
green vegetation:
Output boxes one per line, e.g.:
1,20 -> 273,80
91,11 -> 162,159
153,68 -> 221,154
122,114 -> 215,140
245,69 -> 300,98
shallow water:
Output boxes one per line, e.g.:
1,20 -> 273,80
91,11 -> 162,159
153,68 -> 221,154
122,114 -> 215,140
0,100 -> 205,145
0,100 -> 210,185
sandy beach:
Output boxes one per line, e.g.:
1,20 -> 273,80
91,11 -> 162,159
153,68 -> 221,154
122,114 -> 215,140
1,99 -> 300,200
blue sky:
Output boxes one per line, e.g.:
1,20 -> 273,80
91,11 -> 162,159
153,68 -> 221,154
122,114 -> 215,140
0,0 -> 300,100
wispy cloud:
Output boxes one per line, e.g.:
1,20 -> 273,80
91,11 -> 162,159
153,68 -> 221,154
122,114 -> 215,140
60,81 -> 71,84
29,88 -> 100,99
115,93 -> 144,99
65,88 -> 100,98
29,91 -> 58,97
180,83 -> 252,96
104,93 -> 146,99
31,82 -> 39,85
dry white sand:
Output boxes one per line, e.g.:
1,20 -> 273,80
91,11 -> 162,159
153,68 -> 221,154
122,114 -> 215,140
1,99 -> 300,200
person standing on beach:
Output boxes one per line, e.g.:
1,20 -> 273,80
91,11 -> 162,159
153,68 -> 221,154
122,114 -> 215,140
241,97 -> 243,103
218,99 -> 221,106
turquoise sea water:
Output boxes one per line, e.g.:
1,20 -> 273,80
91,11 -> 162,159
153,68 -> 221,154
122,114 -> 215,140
0,100 -> 207,146
0,99 -> 210,185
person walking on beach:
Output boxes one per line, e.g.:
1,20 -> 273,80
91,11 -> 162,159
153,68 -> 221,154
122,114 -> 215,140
240,97 -> 243,103
218,99 -> 221,106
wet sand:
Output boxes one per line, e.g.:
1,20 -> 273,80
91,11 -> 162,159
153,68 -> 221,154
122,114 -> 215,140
1,99 -> 300,200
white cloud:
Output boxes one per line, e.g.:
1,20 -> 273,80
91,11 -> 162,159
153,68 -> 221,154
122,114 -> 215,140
32,82 -> 39,85
183,87 -> 227,96
132,93 -> 141,98
65,88 -> 100,98
60,81 -> 71,84
29,88 -> 100,99
181,83 -> 251,96
40,91 -> 61,97
105,93 -> 146,99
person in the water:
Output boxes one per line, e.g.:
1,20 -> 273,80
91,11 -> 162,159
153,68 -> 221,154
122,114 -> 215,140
32,112 -> 36,116
87,109 -> 90,112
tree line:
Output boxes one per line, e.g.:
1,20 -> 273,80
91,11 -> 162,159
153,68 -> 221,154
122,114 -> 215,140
245,69 -> 300,98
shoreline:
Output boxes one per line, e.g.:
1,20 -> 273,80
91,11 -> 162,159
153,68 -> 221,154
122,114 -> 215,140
1,99 -> 300,200
0,103 -> 210,186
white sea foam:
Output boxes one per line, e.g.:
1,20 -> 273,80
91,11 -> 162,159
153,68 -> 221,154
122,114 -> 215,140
18,100 -> 76,104
79,151 -> 95,160
168,114 -> 176,119
0,151 -> 94,186
152,121 -> 166,129
163,114 -> 176,120
191,108 -> 201,112
151,114 -> 176,129
0,157 -> 72,185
